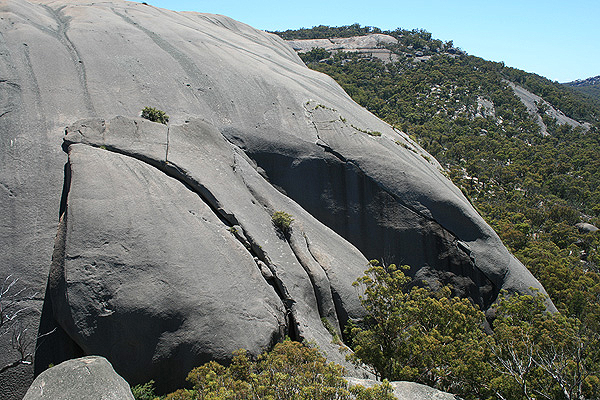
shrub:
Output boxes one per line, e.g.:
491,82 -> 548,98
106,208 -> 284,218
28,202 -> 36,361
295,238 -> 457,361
131,380 -> 157,400
141,106 -> 169,124
168,341 -> 395,400
272,211 -> 294,235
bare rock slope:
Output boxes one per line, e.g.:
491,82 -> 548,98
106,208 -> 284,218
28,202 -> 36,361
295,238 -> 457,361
287,33 -> 401,62
0,0 -> 550,395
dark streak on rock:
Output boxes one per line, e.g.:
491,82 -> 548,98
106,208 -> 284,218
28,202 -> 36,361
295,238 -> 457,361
40,4 -> 95,115
111,8 -> 210,106
0,182 -> 16,198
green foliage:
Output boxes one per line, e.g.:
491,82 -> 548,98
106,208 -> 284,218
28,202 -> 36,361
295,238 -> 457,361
349,261 -> 600,400
163,340 -> 395,400
141,106 -> 169,125
565,82 -> 600,108
488,291 -> 600,400
132,380 -> 159,400
349,261 -> 490,398
272,211 -> 294,235
273,23 -> 381,40
321,317 -> 342,346
349,124 -> 381,136
300,47 -> 331,63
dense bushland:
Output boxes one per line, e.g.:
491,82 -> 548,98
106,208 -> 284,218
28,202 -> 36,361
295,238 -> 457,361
348,260 -> 600,400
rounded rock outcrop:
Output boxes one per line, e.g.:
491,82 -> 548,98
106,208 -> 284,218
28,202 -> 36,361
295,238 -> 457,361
576,222 -> 599,233
23,356 -> 134,400
0,0 -> 553,396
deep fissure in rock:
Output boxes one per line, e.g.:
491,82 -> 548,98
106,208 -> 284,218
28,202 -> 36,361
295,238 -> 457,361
304,234 -> 350,333
287,232 -> 328,326
35,170 -> 85,375
234,225 -> 302,342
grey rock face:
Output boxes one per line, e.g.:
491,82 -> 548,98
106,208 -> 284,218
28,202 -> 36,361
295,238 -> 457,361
23,356 -> 134,400
507,81 -> 588,135
0,0 -> 552,395
287,34 -> 400,62
37,117 -> 370,392
346,377 -> 458,400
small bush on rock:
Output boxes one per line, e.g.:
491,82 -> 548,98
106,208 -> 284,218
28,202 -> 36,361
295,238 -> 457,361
272,211 -> 294,235
141,106 -> 169,125
131,380 -> 157,400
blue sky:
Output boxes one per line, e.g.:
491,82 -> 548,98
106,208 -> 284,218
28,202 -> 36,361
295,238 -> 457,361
146,0 -> 598,83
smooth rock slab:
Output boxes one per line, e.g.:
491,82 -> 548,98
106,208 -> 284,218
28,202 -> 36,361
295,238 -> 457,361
42,117 -> 372,388
39,143 -> 286,392
23,356 -> 134,400
576,222 -> 599,233
346,377 -> 458,400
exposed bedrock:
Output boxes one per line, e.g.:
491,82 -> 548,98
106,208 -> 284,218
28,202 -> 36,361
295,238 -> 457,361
0,0 -> 554,395
223,103 -> 551,311
36,117 -> 370,392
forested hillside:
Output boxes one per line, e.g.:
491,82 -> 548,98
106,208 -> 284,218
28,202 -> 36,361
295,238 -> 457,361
564,76 -> 600,106
275,25 -> 600,307
270,25 -> 600,399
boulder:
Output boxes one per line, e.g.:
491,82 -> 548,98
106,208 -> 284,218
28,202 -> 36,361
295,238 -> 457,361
346,377 -> 458,400
23,356 -> 134,400
576,222 -> 599,233
36,117 -> 370,392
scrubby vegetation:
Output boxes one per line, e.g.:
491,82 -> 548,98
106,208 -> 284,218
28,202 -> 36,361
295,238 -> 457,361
272,211 -> 294,235
133,340 -> 395,400
273,23 -> 383,40
348,260 -> 600,400
141,106 -> 169,125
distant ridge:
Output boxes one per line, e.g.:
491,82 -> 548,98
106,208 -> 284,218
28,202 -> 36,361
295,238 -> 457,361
564,75 -> 600,87
563,75 -> 600,102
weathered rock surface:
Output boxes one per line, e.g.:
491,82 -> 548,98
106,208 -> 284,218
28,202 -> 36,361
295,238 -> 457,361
23,356 -> 134,400
346,377 -> 458,400
507,81 -> 589,135
0,0 -> 552,396
36,116 -> 369,391
576,222 -> 599,233
287,33 -> 400,62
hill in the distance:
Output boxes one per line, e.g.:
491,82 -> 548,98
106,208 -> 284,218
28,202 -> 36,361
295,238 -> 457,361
273,21 -> 600,360
564,75 -> 600,103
